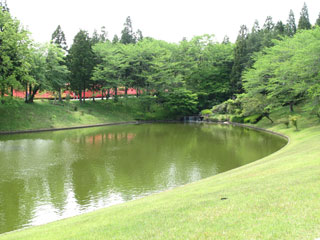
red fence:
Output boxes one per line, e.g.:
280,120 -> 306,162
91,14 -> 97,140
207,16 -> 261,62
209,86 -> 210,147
11,88 -> 139,99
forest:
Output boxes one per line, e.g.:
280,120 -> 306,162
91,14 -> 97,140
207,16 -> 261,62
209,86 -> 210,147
1,1 -> 320,120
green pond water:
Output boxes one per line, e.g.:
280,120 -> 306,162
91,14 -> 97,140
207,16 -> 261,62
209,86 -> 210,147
0,123 -> 286,234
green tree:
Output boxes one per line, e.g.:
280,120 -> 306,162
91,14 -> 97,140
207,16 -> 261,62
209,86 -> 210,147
0,0 -> 9,12
274,20 -> 285,37
243,28 -> 320,114
26,44 -> 49,103
161,88 -> 198,118
315,13 -> 320,27
51,25 -> 68,51
112,34 -> 119,44
46,43 -> 70,102
298,2 -> 311,30
230,25 -> 248,94
136,29 -> 143,42
67,30 -> 94,103
285,9 -> 297,36
0,6 -> 31,100
120,16 -> 136,44
262,16 -> 275,48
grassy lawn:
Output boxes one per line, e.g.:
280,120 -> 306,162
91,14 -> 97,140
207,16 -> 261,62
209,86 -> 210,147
0,98 -> 147,132
0,104 -> 319,239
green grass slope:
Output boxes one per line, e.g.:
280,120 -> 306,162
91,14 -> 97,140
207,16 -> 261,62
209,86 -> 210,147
0,98 -> 147,132
0,106 -> 320,239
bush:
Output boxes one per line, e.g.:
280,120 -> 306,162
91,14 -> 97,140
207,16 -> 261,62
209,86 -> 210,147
243,114 -> 263,124
211,102 -> 228,114
289,115 -> 300,130
200,109 -> 212,116
230,115 -> 244,123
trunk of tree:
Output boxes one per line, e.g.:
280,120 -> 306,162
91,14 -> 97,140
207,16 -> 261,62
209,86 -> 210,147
79,89 -> 82,104
58,87 -> 62,102
290,102 -> 294,112
83,81 -> 86,103
26,86 -> 39,103
114,86 -> 118,102
125,87 -> 128,97
136,88 -> 139,97
107,88 -> 110,100
11,86 -> 13,97
101,90 -> 104,100
264,113 -> 274,124
25,83 -> 28,102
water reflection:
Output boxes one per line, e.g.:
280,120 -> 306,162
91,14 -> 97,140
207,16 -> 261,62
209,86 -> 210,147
0,123 -> 286,234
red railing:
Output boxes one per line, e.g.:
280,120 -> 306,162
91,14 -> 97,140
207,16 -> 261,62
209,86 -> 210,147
11,88 -> 139,99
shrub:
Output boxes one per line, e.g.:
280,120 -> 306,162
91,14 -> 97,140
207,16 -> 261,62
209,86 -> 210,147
230,115 -> 244,123
211,102 -> 228,114
289,115 -> 300,130
200,109 -> 212,116
243,114 -> 263,124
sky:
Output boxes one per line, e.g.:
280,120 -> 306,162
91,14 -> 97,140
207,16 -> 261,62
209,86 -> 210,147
6,0 -> 320,45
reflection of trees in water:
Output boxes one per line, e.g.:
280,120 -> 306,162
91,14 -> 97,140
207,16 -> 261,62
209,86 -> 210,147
0,123 -> 286,233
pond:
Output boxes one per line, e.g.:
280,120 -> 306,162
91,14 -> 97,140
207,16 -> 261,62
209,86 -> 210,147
0,123 -> 286,234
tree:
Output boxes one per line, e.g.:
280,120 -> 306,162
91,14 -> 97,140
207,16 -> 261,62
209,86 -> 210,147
222,35 -> 230,44
230,25 -> 248,94
136,29 -> 143,42
0,0 -> 9,12
26,44 -> 49,103
262,16 -> 275,48
46,43 -> 69,102
112,34 -> 119,44
120,16 -> 136,44
92,42 -> 126,100
274,21 -> 285,37
243,27 -> 320,114
67,30 -> 94,103
0,6 -> 31,100
298,2 -> 311,30
285,9 -> 297,36
316,13 -> 320,27
161,89 -> 198,118
51,25 -> 68,51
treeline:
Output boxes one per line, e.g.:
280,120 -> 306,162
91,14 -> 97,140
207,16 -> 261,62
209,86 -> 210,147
210,3 -> 320,122
1,1 -> 320,118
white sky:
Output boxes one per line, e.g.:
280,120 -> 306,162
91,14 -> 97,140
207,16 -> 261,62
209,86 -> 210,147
6,0 -> 320,46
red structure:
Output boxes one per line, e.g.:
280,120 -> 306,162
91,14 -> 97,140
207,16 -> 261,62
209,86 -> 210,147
11,88 -> 139,100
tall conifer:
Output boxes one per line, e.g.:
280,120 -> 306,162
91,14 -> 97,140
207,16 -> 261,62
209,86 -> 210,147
298,2 -> 311,30
285,10 -> 297,36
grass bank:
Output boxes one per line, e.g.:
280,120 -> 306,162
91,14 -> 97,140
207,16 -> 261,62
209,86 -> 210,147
0,106 -> 320,239
0,97 -> 166,132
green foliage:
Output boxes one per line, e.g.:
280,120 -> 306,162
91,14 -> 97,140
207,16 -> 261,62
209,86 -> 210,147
0,8 -> 31,98
51,25 -> 68,51
285,10 -> 297,36
67,30 -> 94,102
243,27 -> 320,116
298,2 -> 311,30
243,114 -> 263,124
161,89 -> 198,118
289,115 -> 300,130
200,109 -> 212,116
316,13 -> 320,27
230,115 -> 244,123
